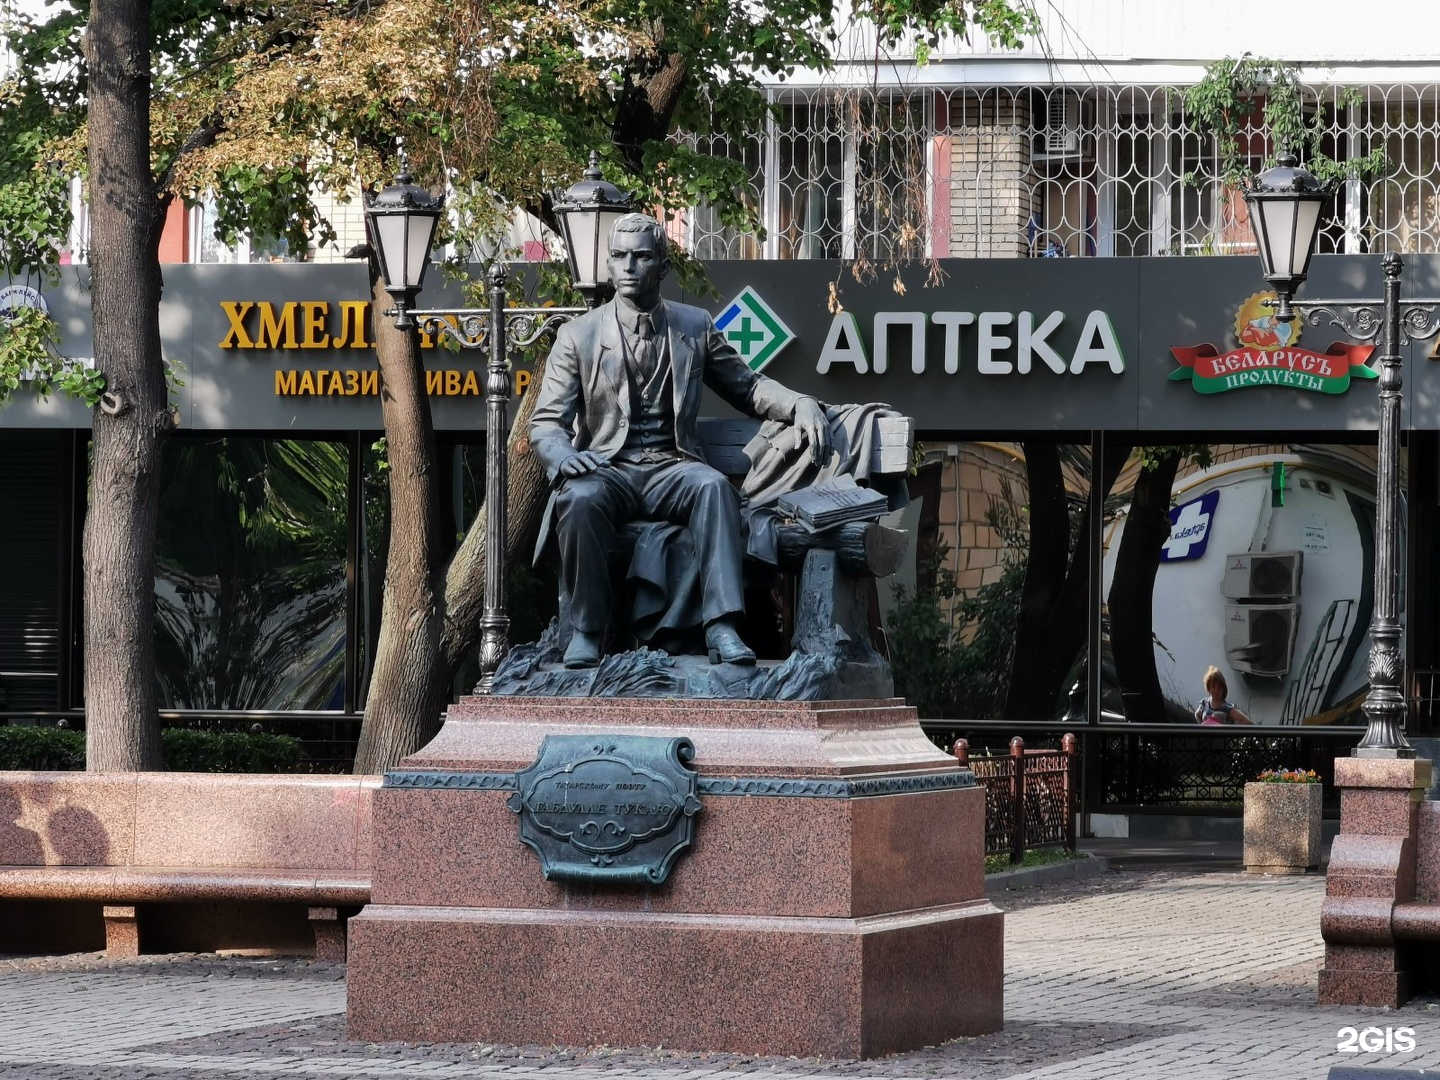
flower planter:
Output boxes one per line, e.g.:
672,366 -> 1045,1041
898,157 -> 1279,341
1243,781 -> 1323,874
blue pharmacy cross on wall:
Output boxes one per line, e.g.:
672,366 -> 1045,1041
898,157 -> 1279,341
1161,490 -> 1221,563
714,286 -> 796,372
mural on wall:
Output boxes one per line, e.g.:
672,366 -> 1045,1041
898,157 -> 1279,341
1101,445 -> 1382,725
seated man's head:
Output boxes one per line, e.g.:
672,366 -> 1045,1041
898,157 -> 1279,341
608,213 -> 670,308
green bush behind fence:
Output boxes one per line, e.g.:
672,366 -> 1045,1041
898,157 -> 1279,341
0,726 -> 305,773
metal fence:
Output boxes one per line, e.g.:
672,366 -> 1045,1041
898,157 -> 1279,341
679,82 -> 1440,263
952,734 -> 1078,863
1092,727 -> 1347,811
926,721 -> 1362,815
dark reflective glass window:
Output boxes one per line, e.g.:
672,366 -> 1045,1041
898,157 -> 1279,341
883,440 -> 1092,722
155,437 -> 348,710
1102,442 -> 1385,727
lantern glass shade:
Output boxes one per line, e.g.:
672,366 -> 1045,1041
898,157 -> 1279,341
553,153 -> 633,303
1250,191 -> 1324,285
1243,152 -> 1328,297
370,208 -> 440,293
558,207 -> 627,291
365,168 -> 444,300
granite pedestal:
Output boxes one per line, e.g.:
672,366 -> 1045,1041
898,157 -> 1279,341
347,696 -> 1003,1058
1319,757 -> 1430,1007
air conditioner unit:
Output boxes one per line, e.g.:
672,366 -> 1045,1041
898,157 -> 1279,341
1046,130 -> 1082,155
1221,550 -> 1303,600
1042,94 -> 1083,157
1224,603 -> 1301,678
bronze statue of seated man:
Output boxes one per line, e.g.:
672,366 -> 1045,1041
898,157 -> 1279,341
529,213 -> 830,668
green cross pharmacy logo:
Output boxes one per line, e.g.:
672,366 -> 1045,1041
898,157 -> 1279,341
714,286 -> 795,372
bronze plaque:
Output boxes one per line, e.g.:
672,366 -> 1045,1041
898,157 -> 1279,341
506,734 -> 702,885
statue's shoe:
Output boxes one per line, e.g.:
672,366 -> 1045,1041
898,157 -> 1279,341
563,631 -> 603,668
705,622 -> 756,666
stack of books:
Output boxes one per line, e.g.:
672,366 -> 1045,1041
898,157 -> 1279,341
777,476 -> 888,532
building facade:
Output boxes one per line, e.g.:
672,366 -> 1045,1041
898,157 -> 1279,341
7,1 -> 1440,804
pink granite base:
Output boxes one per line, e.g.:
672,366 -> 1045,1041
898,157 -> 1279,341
1319,965 -> 1409,1007
348,696 -> 1002,1058
347,900 -> 1003,1057
102,905 -> 139,957
1319,757 -> 1431,1008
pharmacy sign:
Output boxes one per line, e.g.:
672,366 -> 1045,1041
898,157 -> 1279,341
715,286 -> 795,372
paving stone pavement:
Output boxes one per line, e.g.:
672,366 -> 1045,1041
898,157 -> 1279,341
4,870 -> 1440,1079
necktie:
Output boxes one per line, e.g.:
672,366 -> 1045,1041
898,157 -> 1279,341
634,312 -> 656,382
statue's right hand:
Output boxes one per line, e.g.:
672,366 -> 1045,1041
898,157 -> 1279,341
558,450 -> 610,478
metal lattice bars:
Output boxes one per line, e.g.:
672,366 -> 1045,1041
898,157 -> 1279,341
678,82 -> 1440,262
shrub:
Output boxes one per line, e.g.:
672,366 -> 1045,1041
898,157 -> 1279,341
0,725 -> 85,769
0,724 -> 304,772
886,538 -> 1022,721
160,729 -> 305,773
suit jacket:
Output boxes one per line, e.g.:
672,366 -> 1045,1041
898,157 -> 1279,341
529,297 -> 805,559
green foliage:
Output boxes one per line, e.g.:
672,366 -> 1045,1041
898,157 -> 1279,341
984,847 -> 1082,875
0,303 -> 106,405
0,725 -> 85,769
886,525 -> 1024,719
0,724 -> 303,771
1,0 -> 1039,276
1183,56 -> 1390,189
1138,443 -> 1212,474
160,728 -> 305,772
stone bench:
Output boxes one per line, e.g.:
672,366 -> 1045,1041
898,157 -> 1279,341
0,771 -> 377,960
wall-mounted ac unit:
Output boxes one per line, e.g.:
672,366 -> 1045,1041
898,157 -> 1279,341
1038,94 -> 1084,158
1222,550 -> 1303,600
1224,603 -> 1301,677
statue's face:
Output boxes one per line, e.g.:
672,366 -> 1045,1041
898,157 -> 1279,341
607,229 -> 667,308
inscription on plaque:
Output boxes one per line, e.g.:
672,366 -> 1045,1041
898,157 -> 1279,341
506,734 -> 702,885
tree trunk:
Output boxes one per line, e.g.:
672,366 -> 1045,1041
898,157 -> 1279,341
83,0 -> 168,771
352,296 -> 559,774
1002,443 -> 1127,722
1001,443 -> 1070,721
352,271 -> 450,774
1108,453 -> 1182,720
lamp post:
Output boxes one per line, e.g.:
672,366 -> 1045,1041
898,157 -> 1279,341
1245,152 -> 1440,756
365,152 -> 632,692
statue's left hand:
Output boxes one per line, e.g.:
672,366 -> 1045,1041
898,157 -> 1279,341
793,397 -> 831,466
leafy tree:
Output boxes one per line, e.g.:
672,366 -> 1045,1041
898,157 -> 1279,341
1000,441 -> 1127,723
887,524 -> 1025,721
1183,55 -> 1389,188
0,0 -> 1039,771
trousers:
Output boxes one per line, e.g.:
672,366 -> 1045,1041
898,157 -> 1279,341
552,457 -> 745,635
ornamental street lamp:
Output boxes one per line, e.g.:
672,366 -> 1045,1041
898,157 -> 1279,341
365,154 -> 632,692
553,152 -> 633,306
363,158 -> 444,330
1244,153 -> 1440,756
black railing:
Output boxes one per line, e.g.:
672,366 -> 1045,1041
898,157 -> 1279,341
924,721 -> 1363,813
952,735 -> 1078,862
1092,728 -> 1345,810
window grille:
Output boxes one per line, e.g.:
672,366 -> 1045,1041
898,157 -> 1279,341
681,82 -> 1440,260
